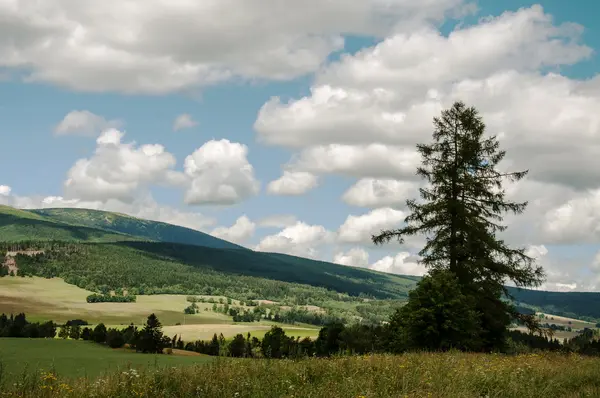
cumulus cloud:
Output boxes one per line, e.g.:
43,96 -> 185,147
64,129 -> 183,202
0,0 -> 469,94
371,252 -> 426,276
541,189 -> 600,244
288,144 -> 421,179
211,215 -> 255,244
257,214 -> 298,228
183,139 -> 260,205
333,247 -> 370,268
173,114 -> 198,131
0,185 -> 11,196
54,110 -> 121,137
255,222 -> 334,258
337,207 -> 405,244
342,178 -> 418,208
267,171 -> 318,196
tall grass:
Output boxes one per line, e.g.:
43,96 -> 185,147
2,352 -> 600,397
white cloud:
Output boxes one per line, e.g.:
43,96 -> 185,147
255,222 -> 334,258
54,110 -> 121,137
257,214 -> 298,228
342,178 -> 418,208
255,6 -> 591,149
541,189 -> 600,244
173,114 -> 198,131
371,252 -> 426,276
267,171 -> 318,196
0,185 -> 11,196
0,0 -> 468,94
64,129 -> 183,202
338,207 -> 405,244
211,215 -> 255,244
183,139 -> 260,205
288,144 -> 421,179
333,247 -> 370,268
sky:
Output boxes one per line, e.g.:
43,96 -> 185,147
1,0 -> 599,292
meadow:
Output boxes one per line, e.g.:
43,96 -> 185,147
2,349 -> 600,397
0,339 -> 212,381
0,277 -> 321,340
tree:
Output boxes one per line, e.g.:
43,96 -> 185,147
262,326 -> 290,359
81,327 -> 92,341
373,101 -> 545,350
136,313 -> 168,354
69,325 -> 82,340
58,325 -> 70,339
228,334 -> 246,357
92,323 -> 107,344
106,329 -> 126,348
388,269 -> 483,352
315,322 -> 345,357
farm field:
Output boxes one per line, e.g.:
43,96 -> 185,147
0,277 -> 232,326
0,339 -> 212,381
0,276 -> 321,341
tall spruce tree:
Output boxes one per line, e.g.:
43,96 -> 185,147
373,101 -> 546,350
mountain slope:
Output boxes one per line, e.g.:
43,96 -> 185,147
31,208 -> 245,250
0,205 -> 140,243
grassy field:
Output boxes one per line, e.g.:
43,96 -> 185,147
2,350 -> 600,397
0,339 -> 212,381
0,277 -> 321,342
0,277 -> 232,326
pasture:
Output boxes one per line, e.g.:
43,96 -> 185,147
0,339 -> 212,381
2,350 -> 600,397
0,277 -> 321,341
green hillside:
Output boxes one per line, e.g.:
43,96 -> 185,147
2,205 -> 600,322
32,208 -> 246,250
0,205 -> 140,243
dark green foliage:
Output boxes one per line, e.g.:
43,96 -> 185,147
388,270 -> 483,352
228,334 -> 246,358
69,325 -> 82,340
315,323 -> 345,357
106,329 -> 126,348
0,265 -> 8,277
81,327 -> 92,341
86,293 -> 136,303
65,319 -> 89,327
92,324 -> 107,344
136,314 -> 169,354
0,313 -> 55,338
261,326 -> 291,359
373,101 -> 545,351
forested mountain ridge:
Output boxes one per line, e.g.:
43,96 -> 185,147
1,205 -> 600,321
31,208 -> 247,250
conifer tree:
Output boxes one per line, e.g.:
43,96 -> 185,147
373,101 -> 546,349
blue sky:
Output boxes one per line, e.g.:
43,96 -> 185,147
1,0 -> 599,291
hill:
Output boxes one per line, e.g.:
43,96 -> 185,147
1,205 -> 600,321
0,205 -> 139,243
31,208 -> 246,250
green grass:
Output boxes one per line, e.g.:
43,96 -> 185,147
0,277 -> 231,326
3,350 -> 600,397
0,339 -> 212,381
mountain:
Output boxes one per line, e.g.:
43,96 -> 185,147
0,206 -> 244,250
0,205 -> 138,243
1,205 -> 600,321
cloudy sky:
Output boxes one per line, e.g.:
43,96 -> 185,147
1,0 -> 599,292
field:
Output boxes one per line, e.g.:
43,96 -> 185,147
0,339 -> 212,381
2,348 -> 600,397
0,277 -> 321,341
